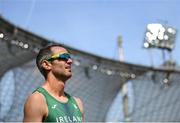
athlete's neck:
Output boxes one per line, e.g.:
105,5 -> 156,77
43,74 -> 66,97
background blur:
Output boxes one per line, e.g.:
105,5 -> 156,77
0,0 -> 180,66
0,0 -> 180,122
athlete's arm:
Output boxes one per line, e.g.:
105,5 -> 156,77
74,97 -> 84,121
23,92 -> 48,122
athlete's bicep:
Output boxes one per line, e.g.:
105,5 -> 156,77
23,92 -> 47,122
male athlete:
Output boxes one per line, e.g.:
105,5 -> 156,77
23,44 -> 84,122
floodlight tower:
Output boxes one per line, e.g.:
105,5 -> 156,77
143,23 -> 177,86
117,35 -> 130,121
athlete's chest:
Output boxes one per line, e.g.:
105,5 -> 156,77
45,101 -> 82,122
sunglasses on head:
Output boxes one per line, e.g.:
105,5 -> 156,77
47,52 -> 71,61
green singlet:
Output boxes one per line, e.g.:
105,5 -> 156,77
35,87 -> 83,123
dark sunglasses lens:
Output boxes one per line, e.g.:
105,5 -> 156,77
59,53 -> 71,60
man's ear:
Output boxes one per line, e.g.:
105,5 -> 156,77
41,60 -> 52,70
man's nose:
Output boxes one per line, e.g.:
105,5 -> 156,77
67,58 -> 73,64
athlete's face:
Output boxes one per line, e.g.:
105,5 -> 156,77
50,46 -> 73,81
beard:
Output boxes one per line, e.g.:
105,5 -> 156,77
53,70 -> 72,82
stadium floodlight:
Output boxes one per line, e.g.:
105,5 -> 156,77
143,23 -> 177,51
0,32 -> 4,39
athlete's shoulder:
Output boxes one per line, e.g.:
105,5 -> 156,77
73,96 -> 83,104
31,90 -> 45,100
25,90 -> 46,108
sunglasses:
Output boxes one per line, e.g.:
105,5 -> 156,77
47,52 -> 71,61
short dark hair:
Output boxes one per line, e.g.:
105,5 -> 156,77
36,44 -> 64,78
